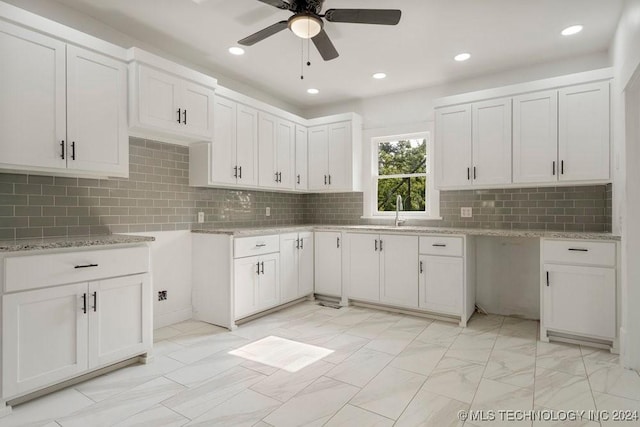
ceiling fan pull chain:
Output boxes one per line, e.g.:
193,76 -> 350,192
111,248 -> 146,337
300,38 -> 304,80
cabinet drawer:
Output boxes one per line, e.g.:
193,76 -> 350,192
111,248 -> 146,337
419,236 -> 463,256
543,240 -> 616,267
234,235 -> 279,258
4,246 -> 149,293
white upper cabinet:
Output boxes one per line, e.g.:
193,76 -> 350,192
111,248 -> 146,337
210,96 -> 237,186
66,46 -> 128,176
435,105 -> 472,188
276,119 -> 295,189
295,125 -> 308,191
130,59 -> 215,143
259,113 -> 295,190
0,21 -> 128,177
513,90 -> 558,184
327,122 -> 351,190
558,82 -> 610,182
236,104 -> 259,186
472,98 -> 512,186
308,126 -> 330,190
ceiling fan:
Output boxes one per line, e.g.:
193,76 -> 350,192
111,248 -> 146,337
238,0 -> 402,61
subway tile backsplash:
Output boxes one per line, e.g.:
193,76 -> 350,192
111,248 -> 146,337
0,138 -> 612,239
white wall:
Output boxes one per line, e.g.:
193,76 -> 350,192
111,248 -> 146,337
128,231 -> 193,329
610,0 -> 640,370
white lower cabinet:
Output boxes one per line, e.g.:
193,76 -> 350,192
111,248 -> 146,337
3,273 -> 152,399
234,253 -> 280,320
314,231 -> 342,297
541,239 -> 617,342
280,232 -> 314,304
419,255 -> 463,315
346,233 -> 419,309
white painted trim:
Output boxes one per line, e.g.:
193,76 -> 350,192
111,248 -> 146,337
153,307 -> 193,330
0,1 -> 127,60
436,179 -> 612,192
216,86 -> 306,125
435,68 -> 614,108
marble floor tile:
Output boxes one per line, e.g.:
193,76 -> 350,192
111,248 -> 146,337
324,404 -> 394,427
484,349 -> 536,389
164,351 -> 244,387
170,320 -> 219,333
532,405 -> 600,427
350,366 -> 427,420
415,321 -> 463,346
462,314 -> 504,335
57,377 -> 185,427
395,390 -> 468,427
393,315 -> 433,335
325,347 -> 394,387
250,360 -> 334,402
111,405 -> 188,427
493,335 -> 537,355
344,317 -> 399,340
162,366 -> 266,419
536,341 -> 587,376
152,340 -> 185,357
0,388 -> 94,427
390,340 -> 448,376
500,318 -> 539,339
326,310 -> 374,327
185,389 -> 280,427
469,379 -> 534,426
421,357 -> 486,404
154,326 -> 182,343
321,333 -> 370,364
75,356 -> 184,402
165,333 -> 249,365
534,368 -> 596,412
593,392 -> 640,427
446,332 -> 497,364
230,318 -> 290,341
364,329 -> 417,356
587,362 -> 640,401
263,376 -> 359,427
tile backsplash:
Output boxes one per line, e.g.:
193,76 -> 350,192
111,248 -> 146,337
0,138 -> 613,239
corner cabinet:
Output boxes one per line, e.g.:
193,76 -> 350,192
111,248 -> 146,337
1,245 -> 152,406
0,21 -> 128,178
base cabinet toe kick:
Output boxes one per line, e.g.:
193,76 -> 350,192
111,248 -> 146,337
0,244 -> 153,412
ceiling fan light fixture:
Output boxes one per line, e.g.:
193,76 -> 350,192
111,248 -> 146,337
289,14 -> 323,39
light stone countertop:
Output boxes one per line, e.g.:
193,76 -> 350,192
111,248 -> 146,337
0,234 -> 155,253
191,225 -> 621,241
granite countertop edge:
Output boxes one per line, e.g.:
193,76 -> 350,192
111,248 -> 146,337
0,234 -> 155,253
191,226 -> 621,241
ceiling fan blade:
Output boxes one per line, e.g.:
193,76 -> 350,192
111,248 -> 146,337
312,29 -> 339,61
257,0 -> 290,10
238,20 -> 288,46
324,9 -> 401,25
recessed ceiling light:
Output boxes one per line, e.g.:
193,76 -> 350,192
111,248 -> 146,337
228,47 -> 245,56
454,53 -> 471,62
561,25 -> 583,36
373,72 -> 387,79
307,88 -> 319,95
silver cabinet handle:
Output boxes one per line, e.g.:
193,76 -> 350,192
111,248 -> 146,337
419,261 -> 423,273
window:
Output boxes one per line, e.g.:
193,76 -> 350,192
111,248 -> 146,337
370,132 -> 439,218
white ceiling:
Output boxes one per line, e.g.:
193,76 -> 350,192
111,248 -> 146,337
52,0 -> 623,109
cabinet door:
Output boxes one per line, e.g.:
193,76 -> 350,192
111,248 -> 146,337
138,65 -> 182,132
295,125 -> 308,191
558,82 -> 610,182
419,255 -> 463,315
66,46 -> 128,176
234,256 -> 260,319
258,112 -> 278,189
380,235 -> 419,308
327,122 -> 351,190
543,264 -> 615,339
435,105 -> 472,188
0,21 -> 66,170
314,232 -> 342,296
236,104 -> 259,186
280,233 -> 300,304
472,98 -> 512,186
181,80 -> 214,138
88,274 -> 152,369
347,233 -> 380,302
211,97 -> 237,185
277,119 -> 296,189
308,126 -> 329,190
257,253 -> 280,311
298,232 -> 314,297
3,283 -> 88,398
513,90 -> 558,184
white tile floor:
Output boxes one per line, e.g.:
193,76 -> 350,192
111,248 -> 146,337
3,301 -> 640,426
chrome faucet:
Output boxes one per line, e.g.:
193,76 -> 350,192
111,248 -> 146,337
395,195 -> 405,227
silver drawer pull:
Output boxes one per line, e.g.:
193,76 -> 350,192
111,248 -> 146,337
255,244 -> 267,248
75,263 -> 98,269
568,248 -> 588,252
432,244 -> 447,247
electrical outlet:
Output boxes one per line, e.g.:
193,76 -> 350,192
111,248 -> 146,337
158,290 -> 167,301
197,212 -> 205,223
461,207 -> 473,218
266,207 -> 271,217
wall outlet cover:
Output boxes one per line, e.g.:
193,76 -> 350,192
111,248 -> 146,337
158,290 -> 168,301
197,212 -> 205,223
461,207 -> 473,218
266,207 -> 271,217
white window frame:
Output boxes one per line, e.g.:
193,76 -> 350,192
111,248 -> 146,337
366,131 -> 440,220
